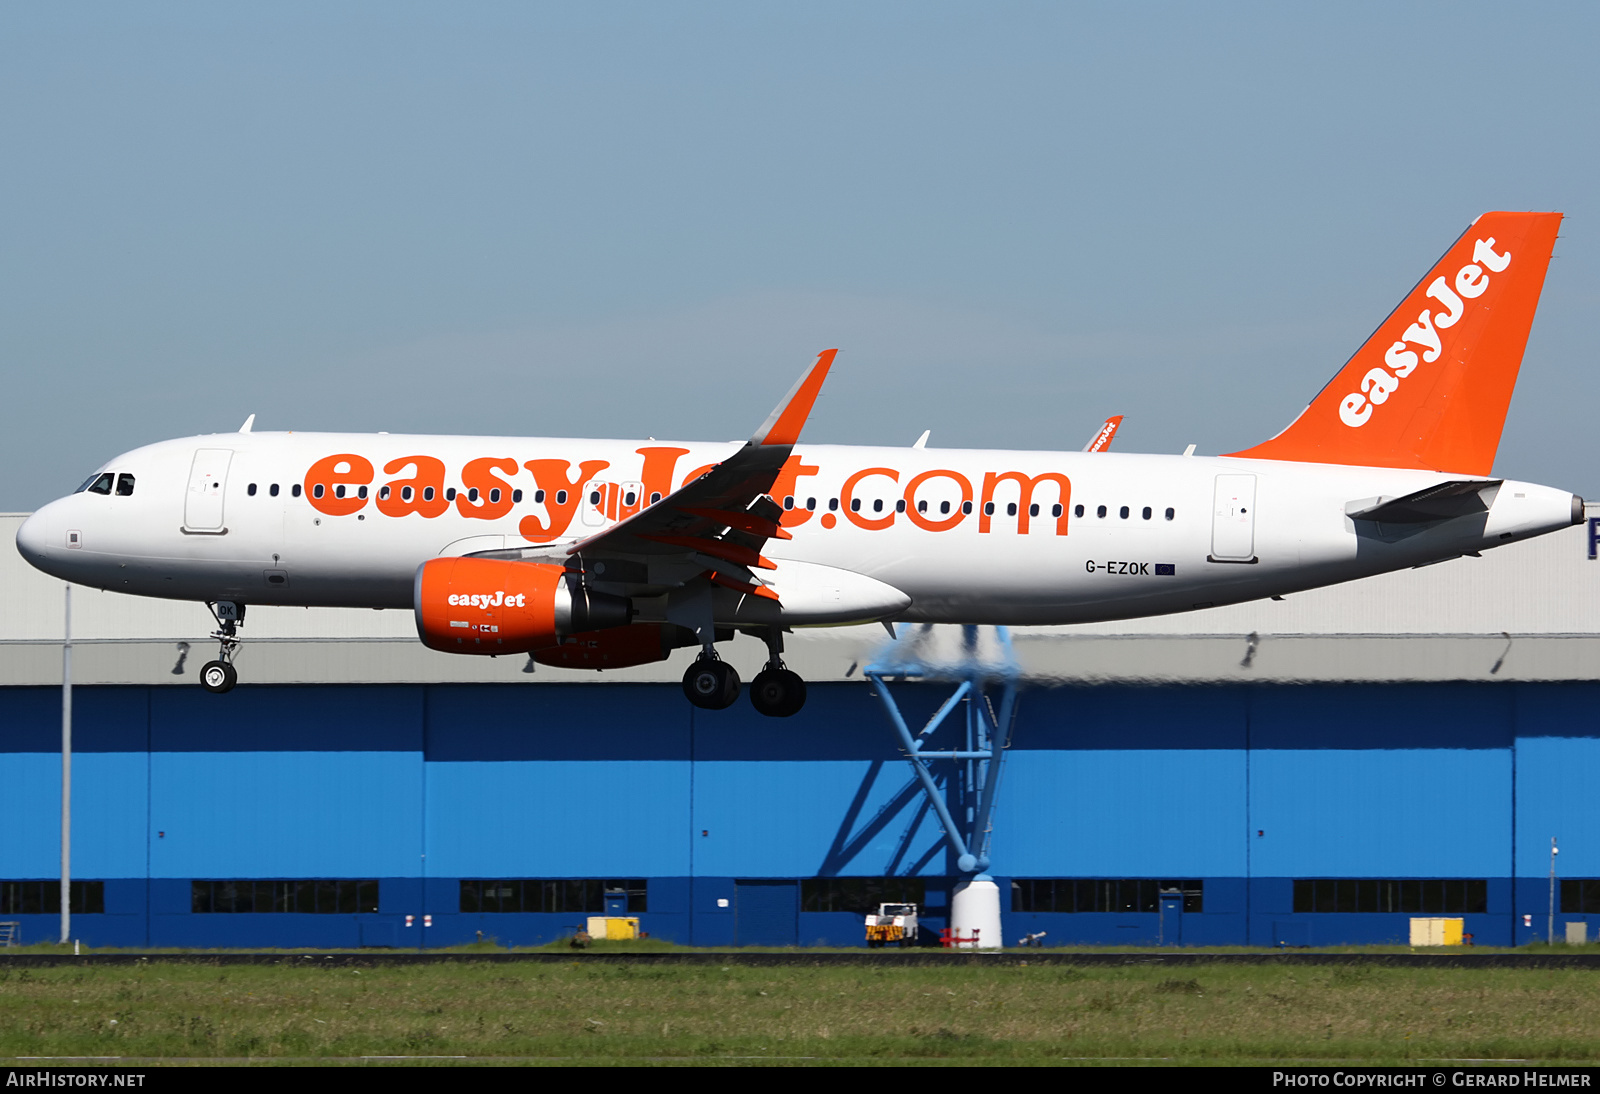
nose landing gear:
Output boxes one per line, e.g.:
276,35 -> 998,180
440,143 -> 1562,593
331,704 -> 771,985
199,601 -> 244,694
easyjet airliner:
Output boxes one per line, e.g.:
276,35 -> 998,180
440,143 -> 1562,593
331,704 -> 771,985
16,212 -> 1580,715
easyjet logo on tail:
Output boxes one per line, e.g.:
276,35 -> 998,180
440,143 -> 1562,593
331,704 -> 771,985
1226,211 -> 1562,476
1339,237 -> 1512,428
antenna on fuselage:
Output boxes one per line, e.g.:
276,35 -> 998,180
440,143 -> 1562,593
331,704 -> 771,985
238,414 -> 256,434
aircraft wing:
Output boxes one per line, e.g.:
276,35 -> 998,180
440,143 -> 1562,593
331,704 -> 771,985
560,349 -> 837,598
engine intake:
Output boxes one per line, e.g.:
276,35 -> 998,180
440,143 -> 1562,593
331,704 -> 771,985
413,556 -> 632,655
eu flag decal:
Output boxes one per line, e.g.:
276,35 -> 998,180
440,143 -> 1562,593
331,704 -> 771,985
1155,564 -> 1176,576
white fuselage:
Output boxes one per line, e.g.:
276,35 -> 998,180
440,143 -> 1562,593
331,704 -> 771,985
15,432 -> 1580,626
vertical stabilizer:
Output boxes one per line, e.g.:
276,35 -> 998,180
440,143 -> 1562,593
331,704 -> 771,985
1227,212 -> 1561,475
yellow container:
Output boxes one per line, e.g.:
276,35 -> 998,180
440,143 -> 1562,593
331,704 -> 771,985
585,916 -> 641,940
1408,917 -> 1465,946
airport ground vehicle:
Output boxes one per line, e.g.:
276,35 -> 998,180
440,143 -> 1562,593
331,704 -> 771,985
865,902 -> 920,947
17,213 -> 1579,715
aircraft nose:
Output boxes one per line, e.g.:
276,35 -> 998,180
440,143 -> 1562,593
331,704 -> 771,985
16,509 -> 49,566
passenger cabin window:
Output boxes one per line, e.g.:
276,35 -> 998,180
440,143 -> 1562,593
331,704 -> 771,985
469,488 -> 481,503
270,484 -> 280,497
378,486 -> 390,500
1096,505 -> 1107,518
116,474 -> 135,497
536,490 -> 547,503
555,490 -> 567,505
446,488 -> 457,501
1142,506 -> 1152,520
805,497 -> 816,511
961,501 -> 973,515
650,492 -> 662,504
83,473 -> 113,495
512,489 -> 522,503
784,496 -> 794,510
1165,507 -> 1175,520
1074,504 -> 1084,517
292,484 -> 302,498
423,487 -> 434,501
248,483 -> 257,497
1120,506 -> 1129,519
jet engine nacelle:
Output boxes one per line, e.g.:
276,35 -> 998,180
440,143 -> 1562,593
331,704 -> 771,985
413,556 -> 632,655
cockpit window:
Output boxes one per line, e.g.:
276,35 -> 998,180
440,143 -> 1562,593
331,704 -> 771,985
115,474 -> 136,497
80,473 -> 114,495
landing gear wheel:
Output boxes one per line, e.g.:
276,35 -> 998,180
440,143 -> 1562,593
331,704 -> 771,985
682,658 -> 741,710
200,660 -> 237,694
750,668 -> 807,717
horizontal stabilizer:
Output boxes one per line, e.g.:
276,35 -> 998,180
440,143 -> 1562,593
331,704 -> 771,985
1345,479 -> 1501,524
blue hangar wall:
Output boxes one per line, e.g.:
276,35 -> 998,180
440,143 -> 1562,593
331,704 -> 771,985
2,680 -> 1598,948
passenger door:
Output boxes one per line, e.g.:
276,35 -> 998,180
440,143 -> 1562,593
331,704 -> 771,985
1210,474 -> 1257,561
184,449 -> 233,531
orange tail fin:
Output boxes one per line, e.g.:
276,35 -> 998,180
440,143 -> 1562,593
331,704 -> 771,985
1227,212 -> 1561,475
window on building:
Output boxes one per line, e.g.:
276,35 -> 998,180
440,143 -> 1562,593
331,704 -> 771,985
801,877 -> 927,914
458,879 -> 645,914
190,879 -> 379,914
1291,879 -> 1487,914
0,880 -> 104,915
1560,880 -> 1600,913
1010,879 -> 1203,914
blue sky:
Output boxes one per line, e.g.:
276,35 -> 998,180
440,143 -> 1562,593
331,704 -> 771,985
3,2 -> 1597,508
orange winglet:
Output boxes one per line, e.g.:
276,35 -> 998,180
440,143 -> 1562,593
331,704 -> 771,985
1083,415 -> 1123,453
752,349 -> 837,447
642,534 -> 777,569
679,506 -> 792,540
1227,212 -> 1562,475
706,571 -> 781,600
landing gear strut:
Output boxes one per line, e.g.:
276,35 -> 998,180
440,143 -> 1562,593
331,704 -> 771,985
682,653 -> 740,710
750,628 -> 806,718
199,601 -> 244,694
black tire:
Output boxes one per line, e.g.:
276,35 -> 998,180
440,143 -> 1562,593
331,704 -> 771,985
200,660 -> 237,694
750,668 -> 806,717
682,659 -> 740,710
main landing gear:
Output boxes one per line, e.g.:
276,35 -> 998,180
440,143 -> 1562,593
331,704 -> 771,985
681,654 -> 740,710
680,628 -> 807,717
199,601 -> 244,694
